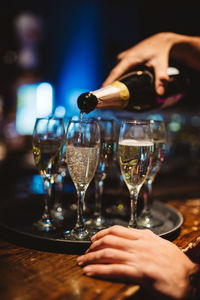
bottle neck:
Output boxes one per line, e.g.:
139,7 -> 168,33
91,80 -> 130,109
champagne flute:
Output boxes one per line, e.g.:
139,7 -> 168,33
118,120 -> 153,228
64,120 -> 100,240
32,117 -> 65,231
137,120 -> 166,228
50,139 -> 68,222
50,118 -> 70,222
85,118 -> 117,231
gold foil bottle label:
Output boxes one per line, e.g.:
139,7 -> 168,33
91,80 -> 130,109
111,81 -> 130,104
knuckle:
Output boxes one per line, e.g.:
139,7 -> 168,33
96,250 -> 103,260
89,240 -> 97,248
102,248 -> 113,259
102,235 -> 111,245
105,248 -> 114,259
126,55 -> 132,62
110,225 -> 121,232
159,73 -> 169,81
94,232 -> 100,240
142,229 -> 153,236
98,249 -> 106,259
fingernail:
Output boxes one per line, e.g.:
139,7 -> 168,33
91,234 -> 96,242
85,272 -> 92,277
83,267 -> 92,276
77,256 -> 84,266
157,86 -> 165,95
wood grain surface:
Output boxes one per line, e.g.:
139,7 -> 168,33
0,196 -> 200,300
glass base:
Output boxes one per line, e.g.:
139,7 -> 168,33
64,227 -> 91,241
50,204 -> 67,222
85,216 -> 108,234
128,219 -> 137,229
33,217 -> 56,232
137,213 -> 163,229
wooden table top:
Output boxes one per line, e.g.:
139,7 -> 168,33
0,169 -> 200,300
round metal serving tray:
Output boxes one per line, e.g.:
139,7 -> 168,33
0,189 -> 183,254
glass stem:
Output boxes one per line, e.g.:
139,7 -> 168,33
128,189 -> 138,228
94,177 -> 103,219
55,174 -> 63,207
143,180 -> 153,214
43,179 -> 51,220
57,179 -> 63,194
50,180 -> 56,206
75,190 -> 85,230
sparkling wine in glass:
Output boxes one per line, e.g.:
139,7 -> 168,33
137,120 -> 166,228
64,120 -> 100,240
85,118 -> 117,231
118,120 -> 153,228
32,117 -> 65,231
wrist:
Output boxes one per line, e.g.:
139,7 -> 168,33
185,264 -> 200,299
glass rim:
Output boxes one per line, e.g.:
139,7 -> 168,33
68,119 -> 99,124
121,119 -> 165,126
149,119 -> 165,124
121,120 -> 151,125
35,117 -> 64,121
96,117 -> 115,122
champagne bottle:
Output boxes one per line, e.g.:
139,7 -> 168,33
77,66 -> 189,113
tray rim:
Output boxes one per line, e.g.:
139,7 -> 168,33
153,201 -> 183,237
0,201 -> 183,249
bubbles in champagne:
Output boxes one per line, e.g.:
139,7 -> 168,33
78,112 -> 84,144
118,139 -> 153,190
66,145 -> 99,190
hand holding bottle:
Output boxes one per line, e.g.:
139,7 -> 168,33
102,32 -> 200,95
77,32 -> 200,114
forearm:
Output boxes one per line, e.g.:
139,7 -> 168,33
184,240 -> 200,299
169,33 -> 200,70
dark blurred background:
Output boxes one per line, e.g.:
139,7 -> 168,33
1,0 -> 200,115
0,0 -> 200,178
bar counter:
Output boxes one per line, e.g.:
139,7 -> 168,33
0,151 -> 200,300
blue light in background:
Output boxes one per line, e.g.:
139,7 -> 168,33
31,174 -> 45,194
56,1 -> 102,118
16,82 -> 54,135
36,83 -> 53,117
54,106 -> 66,118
